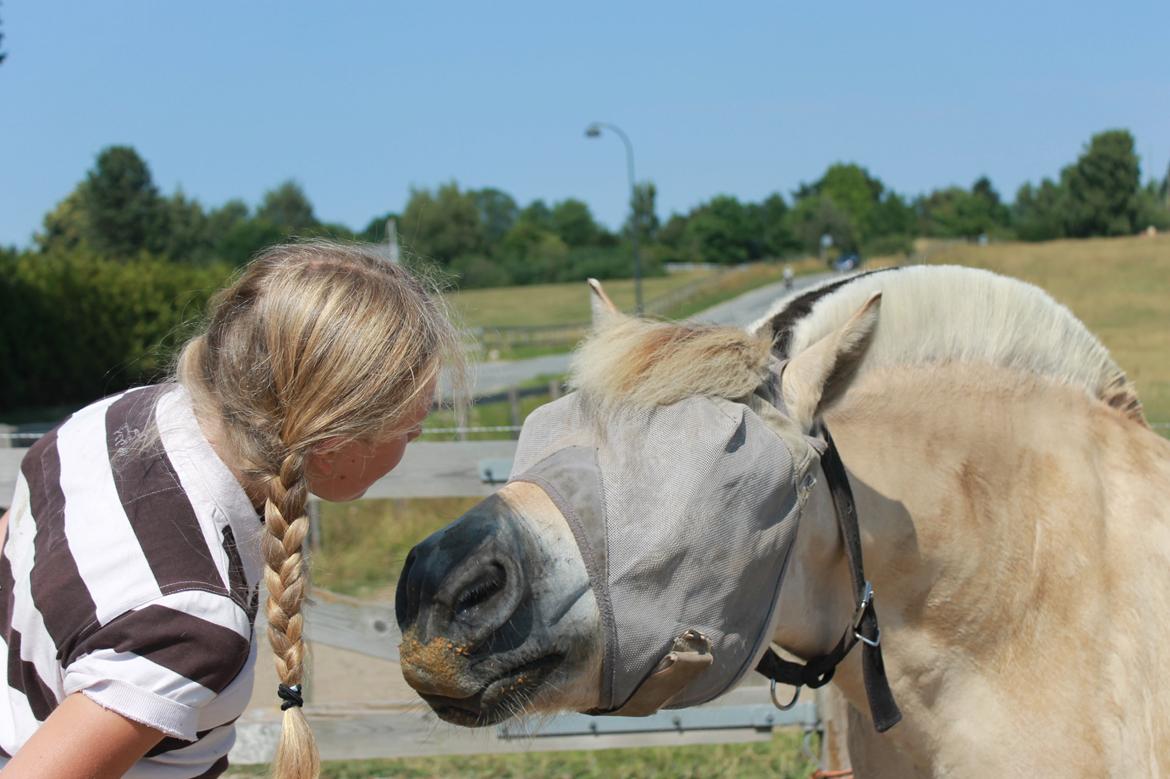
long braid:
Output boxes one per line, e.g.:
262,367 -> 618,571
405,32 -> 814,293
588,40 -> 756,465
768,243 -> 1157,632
259,451 -> 319,779
174,240 -> 466,779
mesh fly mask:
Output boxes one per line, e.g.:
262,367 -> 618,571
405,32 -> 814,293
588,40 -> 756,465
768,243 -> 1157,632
508,374 -> 901,730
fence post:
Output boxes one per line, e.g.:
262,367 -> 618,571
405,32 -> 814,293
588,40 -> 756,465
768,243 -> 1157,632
548,379 -> 562,400
455,399 -> 470,442
307,500 -> 323,553
507,387 -> 522,439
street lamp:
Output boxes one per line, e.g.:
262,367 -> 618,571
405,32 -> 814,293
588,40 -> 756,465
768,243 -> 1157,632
585,121 -> 643,314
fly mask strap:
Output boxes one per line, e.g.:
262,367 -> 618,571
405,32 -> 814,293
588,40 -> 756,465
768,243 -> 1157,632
755,424 -> 902,733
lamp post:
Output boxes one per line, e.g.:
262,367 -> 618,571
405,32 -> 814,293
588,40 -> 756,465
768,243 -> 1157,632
585,122 -> 643,314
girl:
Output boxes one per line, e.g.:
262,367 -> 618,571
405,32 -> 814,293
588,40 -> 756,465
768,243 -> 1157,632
0,241 -> 462,778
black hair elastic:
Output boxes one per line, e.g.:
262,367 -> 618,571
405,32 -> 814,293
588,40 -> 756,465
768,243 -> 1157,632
277,683 -> 304,710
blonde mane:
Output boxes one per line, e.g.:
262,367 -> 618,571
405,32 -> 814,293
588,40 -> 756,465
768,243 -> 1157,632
572,265 -> 1144,425
754,265 -> 1145,423
569,315 -> 773,412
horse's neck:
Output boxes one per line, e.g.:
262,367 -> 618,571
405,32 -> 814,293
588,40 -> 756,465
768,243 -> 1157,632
774,362 -> 1170,773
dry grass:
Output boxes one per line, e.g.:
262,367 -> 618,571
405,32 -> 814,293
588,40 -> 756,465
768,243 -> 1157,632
447,259 -> 826,329
225,728 -> 816,778
448,270 -> 715,328
313,497 -> 480,598
921,234 -> 1170,426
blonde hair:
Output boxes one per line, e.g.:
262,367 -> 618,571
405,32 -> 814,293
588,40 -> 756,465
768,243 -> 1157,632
176,240 -> 463,779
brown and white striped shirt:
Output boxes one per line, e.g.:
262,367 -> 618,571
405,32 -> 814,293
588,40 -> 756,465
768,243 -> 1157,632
0,385 -> 264,778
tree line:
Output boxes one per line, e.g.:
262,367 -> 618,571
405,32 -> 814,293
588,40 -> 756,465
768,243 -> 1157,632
2,128 -> 1168,412
17,129 -> 1170,281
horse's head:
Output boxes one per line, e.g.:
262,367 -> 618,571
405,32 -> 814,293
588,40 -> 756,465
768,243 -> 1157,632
396,280 -> 881,726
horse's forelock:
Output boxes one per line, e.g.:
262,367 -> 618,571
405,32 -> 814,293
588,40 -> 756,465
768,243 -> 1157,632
569,316 -> 773,412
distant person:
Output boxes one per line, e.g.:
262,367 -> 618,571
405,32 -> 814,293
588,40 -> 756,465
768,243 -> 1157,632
783,264 -> 795,290
0,241 -> 463,778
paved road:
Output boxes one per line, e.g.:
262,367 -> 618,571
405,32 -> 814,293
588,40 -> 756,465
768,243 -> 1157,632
441,272 -> 833,400
690,272 -> 831,327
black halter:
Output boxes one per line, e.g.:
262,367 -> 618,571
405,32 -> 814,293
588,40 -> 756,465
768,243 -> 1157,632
754,423 -> 902,733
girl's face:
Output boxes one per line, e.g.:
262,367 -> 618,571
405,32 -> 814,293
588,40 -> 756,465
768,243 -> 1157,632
306,383 -> 435,502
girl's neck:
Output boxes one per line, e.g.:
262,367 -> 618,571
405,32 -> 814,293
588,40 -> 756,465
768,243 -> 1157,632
191,406 -> 267,511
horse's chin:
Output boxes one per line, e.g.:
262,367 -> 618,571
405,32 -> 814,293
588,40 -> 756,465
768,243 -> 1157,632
418,651 -> 567,727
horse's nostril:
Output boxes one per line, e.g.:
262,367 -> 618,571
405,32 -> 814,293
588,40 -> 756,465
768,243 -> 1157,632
395,547 -> 422,629
454,562 -> 507,617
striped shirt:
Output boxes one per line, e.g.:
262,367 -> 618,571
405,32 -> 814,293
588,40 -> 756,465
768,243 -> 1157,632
0,385 -> 265,778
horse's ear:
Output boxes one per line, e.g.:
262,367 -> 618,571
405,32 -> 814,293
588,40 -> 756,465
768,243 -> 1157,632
588,278 -> 619,325
781,292 -> 881,431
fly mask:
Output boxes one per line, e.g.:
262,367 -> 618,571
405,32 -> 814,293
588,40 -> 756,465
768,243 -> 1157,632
508,380 -> 818,716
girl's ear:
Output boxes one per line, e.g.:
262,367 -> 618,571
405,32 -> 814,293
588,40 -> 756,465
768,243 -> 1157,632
306,437 -> 348,476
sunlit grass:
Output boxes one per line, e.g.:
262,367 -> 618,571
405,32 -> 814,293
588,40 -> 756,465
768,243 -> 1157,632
312,497 -> 479,598
225,728 -> 816,779
448,270 -> 715,328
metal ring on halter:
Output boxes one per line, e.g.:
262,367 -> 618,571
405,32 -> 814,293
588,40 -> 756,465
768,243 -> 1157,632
770,678 -> 801,710
854,626 -> 881,648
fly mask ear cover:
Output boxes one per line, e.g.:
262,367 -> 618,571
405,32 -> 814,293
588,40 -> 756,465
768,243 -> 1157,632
509,391 -> 808,715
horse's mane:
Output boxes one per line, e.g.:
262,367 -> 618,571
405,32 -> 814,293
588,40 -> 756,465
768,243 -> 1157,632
570,265 -> 1145,425
569,315 -> 773,412
754,265 -> 1145,424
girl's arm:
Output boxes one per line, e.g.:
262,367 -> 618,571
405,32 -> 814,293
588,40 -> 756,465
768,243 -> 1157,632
2,692 -> 164,778
0,513 -> 164,776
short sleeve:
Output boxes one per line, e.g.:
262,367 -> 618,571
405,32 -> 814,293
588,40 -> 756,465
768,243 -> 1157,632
62,589 -> 252,740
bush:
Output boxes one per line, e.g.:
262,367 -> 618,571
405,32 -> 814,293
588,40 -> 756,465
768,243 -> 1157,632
0,250 -> 231,413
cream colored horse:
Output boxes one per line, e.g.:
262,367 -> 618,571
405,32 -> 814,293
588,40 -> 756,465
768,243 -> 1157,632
398,266 -> 1170,777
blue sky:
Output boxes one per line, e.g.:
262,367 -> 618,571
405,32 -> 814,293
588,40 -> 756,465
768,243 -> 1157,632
2,1 -> 1168,246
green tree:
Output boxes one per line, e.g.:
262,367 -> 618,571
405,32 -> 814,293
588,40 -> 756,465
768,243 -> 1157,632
472,188 -> 519,248
37,188 -> 92,252
1062,129 -> 1141,237
812,164 -> 884,237
516,199 -> 554,231
400,182 -> 484,265
162,190 -> 211,263
869,192 -> 916,240
653,213 -> 697,264
551,198 -> 600,247
787,194 -> 859,255
256,180 -> 319,232
626,181 -> 660,245
1013,179 -> 1067,241
81,146 -> 168,258
918,178 -> 1009,240
200,200 -> 260,264
758,193 -> 798,257
685,195 -> 757,264
1135,180 -> 1170,231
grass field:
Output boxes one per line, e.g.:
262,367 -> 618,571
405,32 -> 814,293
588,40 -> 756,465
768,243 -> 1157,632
448,269 -> 715,328
226,729 -> 816,779
921,233 -> 1170,426
447,258 -> 824,329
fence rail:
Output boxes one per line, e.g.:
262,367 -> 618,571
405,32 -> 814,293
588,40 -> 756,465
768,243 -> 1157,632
232,586 -> 817,765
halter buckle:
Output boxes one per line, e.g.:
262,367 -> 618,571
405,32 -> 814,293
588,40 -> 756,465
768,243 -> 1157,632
851,581 -> 874,631
851,581 -> 880,647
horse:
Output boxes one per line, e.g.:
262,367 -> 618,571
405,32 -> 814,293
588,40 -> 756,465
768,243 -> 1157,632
395,266 -> 1170,777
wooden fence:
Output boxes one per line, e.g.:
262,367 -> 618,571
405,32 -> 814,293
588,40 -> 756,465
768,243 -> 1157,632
232,587 -> 821,765
0,442 -> 824,765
